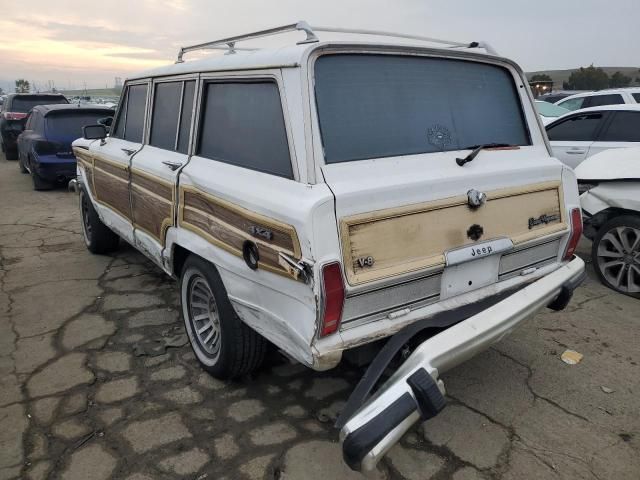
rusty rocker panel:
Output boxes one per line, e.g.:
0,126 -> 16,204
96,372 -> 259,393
130,168 -> 175,244
178,186 -> 302,279
340,181 -> 567,285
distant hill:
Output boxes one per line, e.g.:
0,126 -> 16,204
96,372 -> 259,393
60,87 -> 122,98
527,67 -> 640,88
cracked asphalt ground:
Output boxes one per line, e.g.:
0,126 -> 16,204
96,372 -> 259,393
0,154 -> 638,480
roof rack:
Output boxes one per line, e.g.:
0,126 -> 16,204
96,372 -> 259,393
176,21 -> 498,63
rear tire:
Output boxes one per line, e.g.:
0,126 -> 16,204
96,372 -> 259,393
592,215 -> 640,298
5,146 -> 18,160
79,188 -> 120,254
31,169 -> 53,190
180,255 -> 266,379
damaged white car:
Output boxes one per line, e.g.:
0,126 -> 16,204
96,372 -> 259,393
70,22 -> 586,472
577,147 -> 640,296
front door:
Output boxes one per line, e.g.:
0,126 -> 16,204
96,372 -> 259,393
130,78 -> 197,264
88,81 -> 149,245
546,111 -> 607,169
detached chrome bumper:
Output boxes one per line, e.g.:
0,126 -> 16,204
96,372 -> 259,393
340,256 -> 586,472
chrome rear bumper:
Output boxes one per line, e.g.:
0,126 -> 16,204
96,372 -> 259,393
339,256 -> 585,472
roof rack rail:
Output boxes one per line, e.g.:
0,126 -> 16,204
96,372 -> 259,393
176,21 -> 498,63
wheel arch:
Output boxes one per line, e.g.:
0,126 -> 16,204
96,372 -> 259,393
584,207 -> 640,240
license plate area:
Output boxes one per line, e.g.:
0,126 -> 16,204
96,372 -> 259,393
441,238 -> 513,299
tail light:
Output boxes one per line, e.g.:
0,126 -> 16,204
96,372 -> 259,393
3,112 -> 27,121
320,262 -> 345,337
563,208 -> 583,261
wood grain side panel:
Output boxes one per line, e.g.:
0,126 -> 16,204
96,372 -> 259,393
183,190 -> 296,252
131,185 -> 172,242
93,168 -> 131,220
179,186 -> 302,280
342,182 -> 567,285
131,171 -> 172,200
95,158 -> 128,180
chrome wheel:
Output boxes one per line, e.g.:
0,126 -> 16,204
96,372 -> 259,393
80,191 -> 92,246
596,226 -> 640,293
187,275 -> 222,359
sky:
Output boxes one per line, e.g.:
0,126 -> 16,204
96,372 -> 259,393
0,0 -> 637,91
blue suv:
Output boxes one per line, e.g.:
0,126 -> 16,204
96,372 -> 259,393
17,104 -> 114,190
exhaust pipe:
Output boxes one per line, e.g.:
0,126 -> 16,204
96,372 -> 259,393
68,179 -> 79,194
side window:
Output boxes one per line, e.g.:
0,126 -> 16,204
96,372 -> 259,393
197,81 -> 292,179
547,113 -> 604,141
599,112 -> 640,142
112,88 -> 128,139
123,84 -> 148,143
149,79 -> 195,153
582,94 -> 624,108
558,97 -> 585,111
633,93 -> 640,103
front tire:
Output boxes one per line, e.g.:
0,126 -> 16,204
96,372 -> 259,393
5,146 -> 18,160
592,215 -> 640,297
180,255 -> 266,379
79,188 -> 120,254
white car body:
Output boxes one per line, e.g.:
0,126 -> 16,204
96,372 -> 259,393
555,87 -> 640,111
72,24 -> 586,471
546,104 -> 640,169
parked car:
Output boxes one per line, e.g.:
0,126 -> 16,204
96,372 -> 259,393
71,22 -> 585,471
546,104 -> 640,168
535,100 -> 570,125
577,147 -> 640,296
555,87 -> 640,112
0,93 -> 69,159
17,104 -> 114,190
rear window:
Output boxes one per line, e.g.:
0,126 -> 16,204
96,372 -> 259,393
314,54 -> 530,163
46,111 -> 114,138
11,96 -> 69,113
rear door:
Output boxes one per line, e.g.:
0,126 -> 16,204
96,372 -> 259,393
313,52 -> 567,297
547,111 -> 608,168
86,81 -> 149,244
130,76 -> 197,262
588,110 -> 640,157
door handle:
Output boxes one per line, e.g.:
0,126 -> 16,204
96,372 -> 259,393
566,149 -> 586,154
162,161 -> 183,171
121,148 -> 136,156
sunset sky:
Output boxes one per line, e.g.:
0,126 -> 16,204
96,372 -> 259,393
0,0 -> 637,91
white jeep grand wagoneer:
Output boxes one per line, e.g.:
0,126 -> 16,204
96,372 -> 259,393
72,22 -> 586,471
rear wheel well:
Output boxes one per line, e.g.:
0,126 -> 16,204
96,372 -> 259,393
584,208 -> 640,240
172,244 -> 191,278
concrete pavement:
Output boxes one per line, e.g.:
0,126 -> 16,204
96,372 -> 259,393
0,153 -> 638,479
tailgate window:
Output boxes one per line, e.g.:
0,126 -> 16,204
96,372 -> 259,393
46,111 -> 113,138
12,96 -> 68,113
314,54 -> 530,163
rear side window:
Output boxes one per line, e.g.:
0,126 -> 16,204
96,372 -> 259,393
557,97 -> 585,111
599,111 -> 640,142
314,54 -> 530,163
149,80 -> 195,153
123,84 -> 148,143
11,96 -> 68,113
582,94 -> 624,108
632,93 -> 640,103
198,81 -> 292,178
546,113 -> 604,141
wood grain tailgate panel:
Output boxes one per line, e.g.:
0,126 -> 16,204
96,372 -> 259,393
341,182 -> 566,285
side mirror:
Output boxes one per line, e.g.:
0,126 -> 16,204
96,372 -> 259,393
83,124 -> 107,140
97,116 -> 113,127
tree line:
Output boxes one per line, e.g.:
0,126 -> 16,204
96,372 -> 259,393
530,66 -> 640,91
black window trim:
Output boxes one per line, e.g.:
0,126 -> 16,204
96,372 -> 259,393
193,73 -> 298,181
147,74 -> 199,155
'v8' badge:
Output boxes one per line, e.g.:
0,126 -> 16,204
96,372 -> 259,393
356,256 -> 375,268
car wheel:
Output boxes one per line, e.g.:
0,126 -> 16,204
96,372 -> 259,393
180,255 -> 266,379
31,169 -> 53,190
592,215 -> 640,297
79,188 -> 120,254
18,154 -> 28,174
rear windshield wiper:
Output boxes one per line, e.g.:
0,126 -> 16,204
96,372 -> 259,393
456,143 -> 515,167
